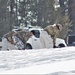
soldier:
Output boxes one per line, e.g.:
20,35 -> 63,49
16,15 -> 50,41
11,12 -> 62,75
2,29 -> 31,50
44,24 -> 62,48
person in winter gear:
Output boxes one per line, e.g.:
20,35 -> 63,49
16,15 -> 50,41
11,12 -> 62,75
2,29 -> 31,50
44,24 -> 62,48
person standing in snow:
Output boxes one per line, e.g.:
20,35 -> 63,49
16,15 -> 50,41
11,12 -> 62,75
44,24 -> 62,48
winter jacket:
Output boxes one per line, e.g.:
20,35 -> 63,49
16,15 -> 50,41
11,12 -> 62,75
3,31 -> 16,45
44,24 -> 62,47
2,30 -> 31,50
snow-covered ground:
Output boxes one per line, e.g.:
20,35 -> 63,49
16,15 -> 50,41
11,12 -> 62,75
0,47 -> 75,75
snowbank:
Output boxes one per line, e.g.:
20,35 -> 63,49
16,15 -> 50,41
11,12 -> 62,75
0,47 -> 75,74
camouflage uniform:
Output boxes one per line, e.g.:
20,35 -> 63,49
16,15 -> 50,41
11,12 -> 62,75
15,30 -> 31,49
2,29 -> 31,50
3,31 -> 16,45
44,24 -> 62,47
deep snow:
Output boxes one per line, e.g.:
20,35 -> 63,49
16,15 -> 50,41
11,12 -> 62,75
0,47 -> 75,75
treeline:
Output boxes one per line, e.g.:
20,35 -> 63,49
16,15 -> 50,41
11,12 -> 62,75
0,0 -> 73,39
